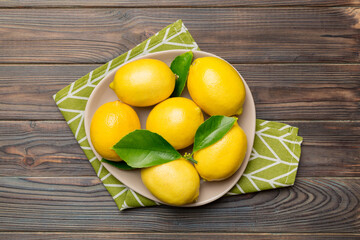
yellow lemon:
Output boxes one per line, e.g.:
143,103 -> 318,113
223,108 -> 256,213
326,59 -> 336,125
194,123 -> 247,181
109,59 -> 175,107
90,100 -> 141,161
187,57 -> 246,116
146,97 -> 204,150
141,158 -> 200,206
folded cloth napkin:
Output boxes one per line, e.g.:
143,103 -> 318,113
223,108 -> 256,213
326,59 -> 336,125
53,20 -> 303,210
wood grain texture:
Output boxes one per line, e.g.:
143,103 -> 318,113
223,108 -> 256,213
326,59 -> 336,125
1,0 -> 360,7
0,233 -> 359,240
0,64 -> 359,120
0,121 -> 90,177
0,177 -> 358,232
0,8 -> 359,64
237,64 -> 360,120
0,64 -> 98,120
0,120 -> 358,177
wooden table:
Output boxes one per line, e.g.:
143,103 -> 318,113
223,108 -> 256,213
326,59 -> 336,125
0,1 -> 359,239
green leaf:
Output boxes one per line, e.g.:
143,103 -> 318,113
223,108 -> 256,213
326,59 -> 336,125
101,158 -> 135,170
112,130 -> 182,168
193,116 -> 237,152
170,51 -> 193,97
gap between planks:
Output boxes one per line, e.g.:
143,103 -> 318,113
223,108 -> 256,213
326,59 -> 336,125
0,232 -> 359,235
1,62 -> 360,65
0,6 -> 359,9
0,176 -> 358,179
1,119 -> 359,123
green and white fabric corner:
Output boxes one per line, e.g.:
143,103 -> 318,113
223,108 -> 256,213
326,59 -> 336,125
53,20 -> 303,211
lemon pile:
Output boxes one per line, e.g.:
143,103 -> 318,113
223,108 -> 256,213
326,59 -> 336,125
90,56 -> 247,206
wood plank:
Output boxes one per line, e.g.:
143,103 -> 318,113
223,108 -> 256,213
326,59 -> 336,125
0,177 -> 358,232
0,233 -> 359,240
0,121 -> 90,177
0,64 -> 98,120
1,0 -> 360,7
0,120 -> 358,177
0,64 -> 358,120
0,8 -> 359,64
237,64 -> 360,120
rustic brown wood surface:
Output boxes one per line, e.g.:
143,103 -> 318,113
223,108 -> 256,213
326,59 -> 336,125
0,1 -> 359,239
0,121 -> 359,177
1,0 -> 360,7
1,8 -> 360,64
1,233 -> 360,240
0,177 -> 358,232
1,64 -> 359,120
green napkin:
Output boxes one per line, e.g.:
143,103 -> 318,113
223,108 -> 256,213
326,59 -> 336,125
53,20 -> 303,210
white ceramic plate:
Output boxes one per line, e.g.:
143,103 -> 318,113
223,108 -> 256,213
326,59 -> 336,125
84,50 -> 256,207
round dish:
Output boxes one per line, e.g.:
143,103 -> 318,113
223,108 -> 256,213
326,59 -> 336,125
84,50 -> 256,207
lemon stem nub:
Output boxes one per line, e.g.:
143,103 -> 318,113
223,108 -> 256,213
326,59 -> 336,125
235,107 -> 243,116
183,152 -> 197,164
109,81 -> 114,90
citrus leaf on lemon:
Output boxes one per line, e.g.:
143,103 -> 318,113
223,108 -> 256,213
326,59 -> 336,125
101,158 -> 135,170
112,130 -> 181,168
193,115 -> 237,152
170,51 -> 193,97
